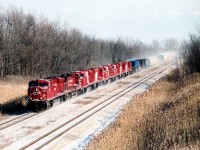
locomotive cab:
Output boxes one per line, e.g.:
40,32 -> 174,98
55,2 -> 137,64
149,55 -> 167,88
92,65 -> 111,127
28,80 -> 49,101
97,67 -> 104,81
76,71 -> 88,87
27,79 -> 50,110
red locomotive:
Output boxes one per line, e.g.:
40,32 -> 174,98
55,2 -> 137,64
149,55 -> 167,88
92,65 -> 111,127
28,77 -> 66,108
27,59 -> 145,110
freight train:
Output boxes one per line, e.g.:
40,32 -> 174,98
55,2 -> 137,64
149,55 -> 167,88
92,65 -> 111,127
27,58 -> 150,110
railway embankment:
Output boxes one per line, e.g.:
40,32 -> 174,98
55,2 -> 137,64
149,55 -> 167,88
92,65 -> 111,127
86,69 -> 200,150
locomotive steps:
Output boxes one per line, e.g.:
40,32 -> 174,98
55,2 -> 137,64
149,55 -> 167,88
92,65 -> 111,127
0,63 -> 174,149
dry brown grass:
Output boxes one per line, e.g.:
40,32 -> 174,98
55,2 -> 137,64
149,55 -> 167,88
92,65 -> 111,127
0,75 -> 31,104
86,70 -> 200,150
0,76 -> 34,116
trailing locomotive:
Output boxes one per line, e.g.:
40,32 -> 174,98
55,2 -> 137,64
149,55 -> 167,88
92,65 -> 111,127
27,59 -> 149,110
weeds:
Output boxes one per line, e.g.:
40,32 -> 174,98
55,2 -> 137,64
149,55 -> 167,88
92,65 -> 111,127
0,76 -> 31,116
0,96 -> 27,115
86,70 -> 200,150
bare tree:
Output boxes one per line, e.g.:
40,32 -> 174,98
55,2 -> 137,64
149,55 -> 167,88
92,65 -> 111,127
182,33 -> 200,73
0,6 -> 156,78
164,38 -> 179,51
0,13 -> 4,78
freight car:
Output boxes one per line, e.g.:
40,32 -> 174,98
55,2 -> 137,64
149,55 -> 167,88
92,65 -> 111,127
138,58 -> 150,69
129,58 -> 150,72
128,58 -> 139,72
27,59 -> 149,110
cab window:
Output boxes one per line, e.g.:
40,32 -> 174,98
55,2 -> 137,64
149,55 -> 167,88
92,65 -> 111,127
29,81 -> 38,87
75,74 -> 80,79
80,73 -> 84,77
39,82 -> 48,87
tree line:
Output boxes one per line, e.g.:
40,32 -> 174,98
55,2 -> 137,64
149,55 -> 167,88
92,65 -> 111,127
0,7 -> 179,78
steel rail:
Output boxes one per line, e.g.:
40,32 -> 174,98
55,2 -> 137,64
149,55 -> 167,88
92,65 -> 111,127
0,113 -> 39,131
0,64 -> 161,132
20,64 -> 172,150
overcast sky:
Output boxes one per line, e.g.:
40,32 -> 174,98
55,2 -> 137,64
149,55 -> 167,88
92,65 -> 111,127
1,0 -> 200,43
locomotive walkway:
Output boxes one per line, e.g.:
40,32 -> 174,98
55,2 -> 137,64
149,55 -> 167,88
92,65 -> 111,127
0,63 -> 174,150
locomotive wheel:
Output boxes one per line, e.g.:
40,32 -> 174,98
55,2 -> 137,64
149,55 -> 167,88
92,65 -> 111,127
118,75 -> 121,79
64,94 -> 67,101
68,93 -> 72,99
83,88 -> 87,93
49,100 -> 54,107
61,95 -> 66,102
77,89 -> 82,95
91,84 -> 95,90
96,83 -> 98,88
80,89 -> 83,94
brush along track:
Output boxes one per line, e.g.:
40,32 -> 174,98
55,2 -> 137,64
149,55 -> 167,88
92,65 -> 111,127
0,113 -> 38,131
19,64 -> 172,150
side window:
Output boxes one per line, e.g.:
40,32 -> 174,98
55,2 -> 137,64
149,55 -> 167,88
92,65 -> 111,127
75,74 -> 80,84
76,74 -> 80,79
39,83 -> 48,87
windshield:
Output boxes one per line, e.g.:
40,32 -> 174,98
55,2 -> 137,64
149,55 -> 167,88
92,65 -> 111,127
79,73 -> 84,77
61,73 -> 72,78
29,81 -> 38,87
29,81 -> 48,87
39,82 -> 48,87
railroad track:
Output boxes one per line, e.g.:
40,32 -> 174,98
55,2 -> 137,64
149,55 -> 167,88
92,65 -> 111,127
19,64 -> 172,150
0,112 -> 38,131
0,64 -> 161,132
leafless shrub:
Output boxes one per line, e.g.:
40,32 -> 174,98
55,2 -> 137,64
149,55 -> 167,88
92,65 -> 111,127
181,31 -> 200,74
86,71 -> 200,150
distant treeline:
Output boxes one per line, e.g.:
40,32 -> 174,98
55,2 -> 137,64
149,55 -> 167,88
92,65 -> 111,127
0,7 -> 179,78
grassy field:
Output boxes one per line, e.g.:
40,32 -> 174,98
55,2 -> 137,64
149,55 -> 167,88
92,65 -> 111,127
0,76 -> 35,117
0,76 -> 30,104
86,69 -> 200,150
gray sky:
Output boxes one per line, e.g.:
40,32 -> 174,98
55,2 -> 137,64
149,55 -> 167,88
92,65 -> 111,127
1,0 -> 200,43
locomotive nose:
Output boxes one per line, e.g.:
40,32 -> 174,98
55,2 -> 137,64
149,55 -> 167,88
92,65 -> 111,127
29,87 -> 42,99
33,87 -> 40,95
